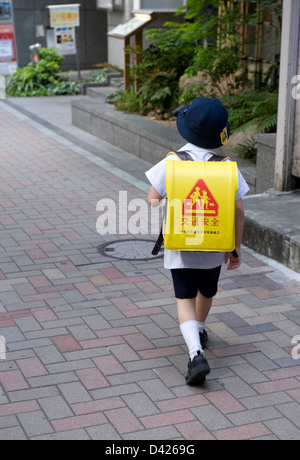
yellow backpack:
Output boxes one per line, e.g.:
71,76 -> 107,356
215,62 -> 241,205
163,151 -> 238,253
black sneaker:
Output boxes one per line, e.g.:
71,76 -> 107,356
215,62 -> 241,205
200,329 -> 208,350
185,351 -> 211,386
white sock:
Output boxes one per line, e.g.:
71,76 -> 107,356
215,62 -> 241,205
180,320 -> 203,360
198,322 -> 206,334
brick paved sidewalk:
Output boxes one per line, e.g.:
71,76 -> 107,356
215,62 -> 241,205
0,103 -> 300,440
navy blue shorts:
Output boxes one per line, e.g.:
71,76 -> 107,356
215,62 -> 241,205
171,266 -> 222,299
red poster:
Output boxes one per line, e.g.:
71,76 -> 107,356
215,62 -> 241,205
0,23 -> 16,61
0,23 -> 17,74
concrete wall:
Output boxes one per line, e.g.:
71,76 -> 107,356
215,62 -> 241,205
292,29 -> 300,178
256,134 -> 276,193
12,0 -> 108,70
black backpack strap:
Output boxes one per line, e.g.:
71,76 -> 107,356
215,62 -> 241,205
208,153 -> 231,162
168,151 -> 230,162
167,151 -> 194,162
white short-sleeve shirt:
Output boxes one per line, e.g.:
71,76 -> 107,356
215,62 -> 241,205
145,143 -> 250,270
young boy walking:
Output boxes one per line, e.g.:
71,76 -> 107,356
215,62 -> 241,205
146,97 -> 249,385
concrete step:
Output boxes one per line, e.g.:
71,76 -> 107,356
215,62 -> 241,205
86,86 -> 117,98
71,94 -> 185,165
243,189 -> 300,273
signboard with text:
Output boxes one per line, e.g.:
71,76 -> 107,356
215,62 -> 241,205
108,14 -> 153,39
48,3 -> 80,28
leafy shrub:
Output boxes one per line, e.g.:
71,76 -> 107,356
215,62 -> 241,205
221,90 -> 278,133
89,68 -> 108,83
108,89 -> 144,113
220,90 -> 278,162
6,47 -> 81,97
123,37 -> 193,115
234,136 -> 258,162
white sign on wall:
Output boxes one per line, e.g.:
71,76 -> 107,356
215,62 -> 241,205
48,3 -> 80,28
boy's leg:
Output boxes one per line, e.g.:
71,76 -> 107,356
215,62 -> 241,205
195,293 -> 213,349
196,292 -> 213,323
171,270 -> 211,385
177,298 -> 210,385
177,298 -> 203,360
177,298 -> 197,324
195,266 -> 222,339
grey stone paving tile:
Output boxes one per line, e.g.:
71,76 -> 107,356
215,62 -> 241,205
34,345 -> 65,364
227,407 -> 282,426
25,328 -> 69,340
46,358 -> 95,374
230,364 -> 269,384
274,356 -> 300,368
137,379 -> 176,402
17,411 -> 54,438
83,314 -> 111,331
98,305 -> 125,321
242,351 -> 280,371
0,326 -> 25,344
109,344 -> 141,363
62,348 -> 110,361
122,426 -> 181,440
67,324 -> 97,341
123,357 -> 170,372
220,376 -> 258,398
107,370 -> 156,386
8,386 -> 60,403
28,371 -> 79,388
91,383 -> 142,400
152,365 -> 186,388
0,415 -> 19,429
264,418 -> 300,440
240,392 -> 294,410
9,338 -> 53,352
14,317 -> 42,332
58,381 -> 92,404
0,291 -> 22,307
0,426 -> 27,440
276,402 -> 300,428
191,405 -> 232,431
87,424 -> 122,440
122,393 -> 161,417
38,396 -> 73,420
149,313 -> 179,329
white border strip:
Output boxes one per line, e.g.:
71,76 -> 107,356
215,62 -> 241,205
244,245 -> 300,282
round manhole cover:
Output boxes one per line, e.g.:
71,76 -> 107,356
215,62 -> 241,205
98,239 -> 164,261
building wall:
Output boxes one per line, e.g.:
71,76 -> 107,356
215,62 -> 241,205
12,0 -> 107,70
141,0 -> 184,8
292,30 -> 300,179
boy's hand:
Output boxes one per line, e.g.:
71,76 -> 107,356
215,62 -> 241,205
225,248 -> 241,270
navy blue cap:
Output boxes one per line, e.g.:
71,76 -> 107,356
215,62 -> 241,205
177,97 -> 230,149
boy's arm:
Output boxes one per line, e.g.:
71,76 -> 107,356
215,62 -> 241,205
148,186 -> 164,207
225,199 -> 245,270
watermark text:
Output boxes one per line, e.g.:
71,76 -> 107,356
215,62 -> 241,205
0,336 -> 6,360
0,76 -> 6,100
292,335 -> 300,360
292,75 -> 300,100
